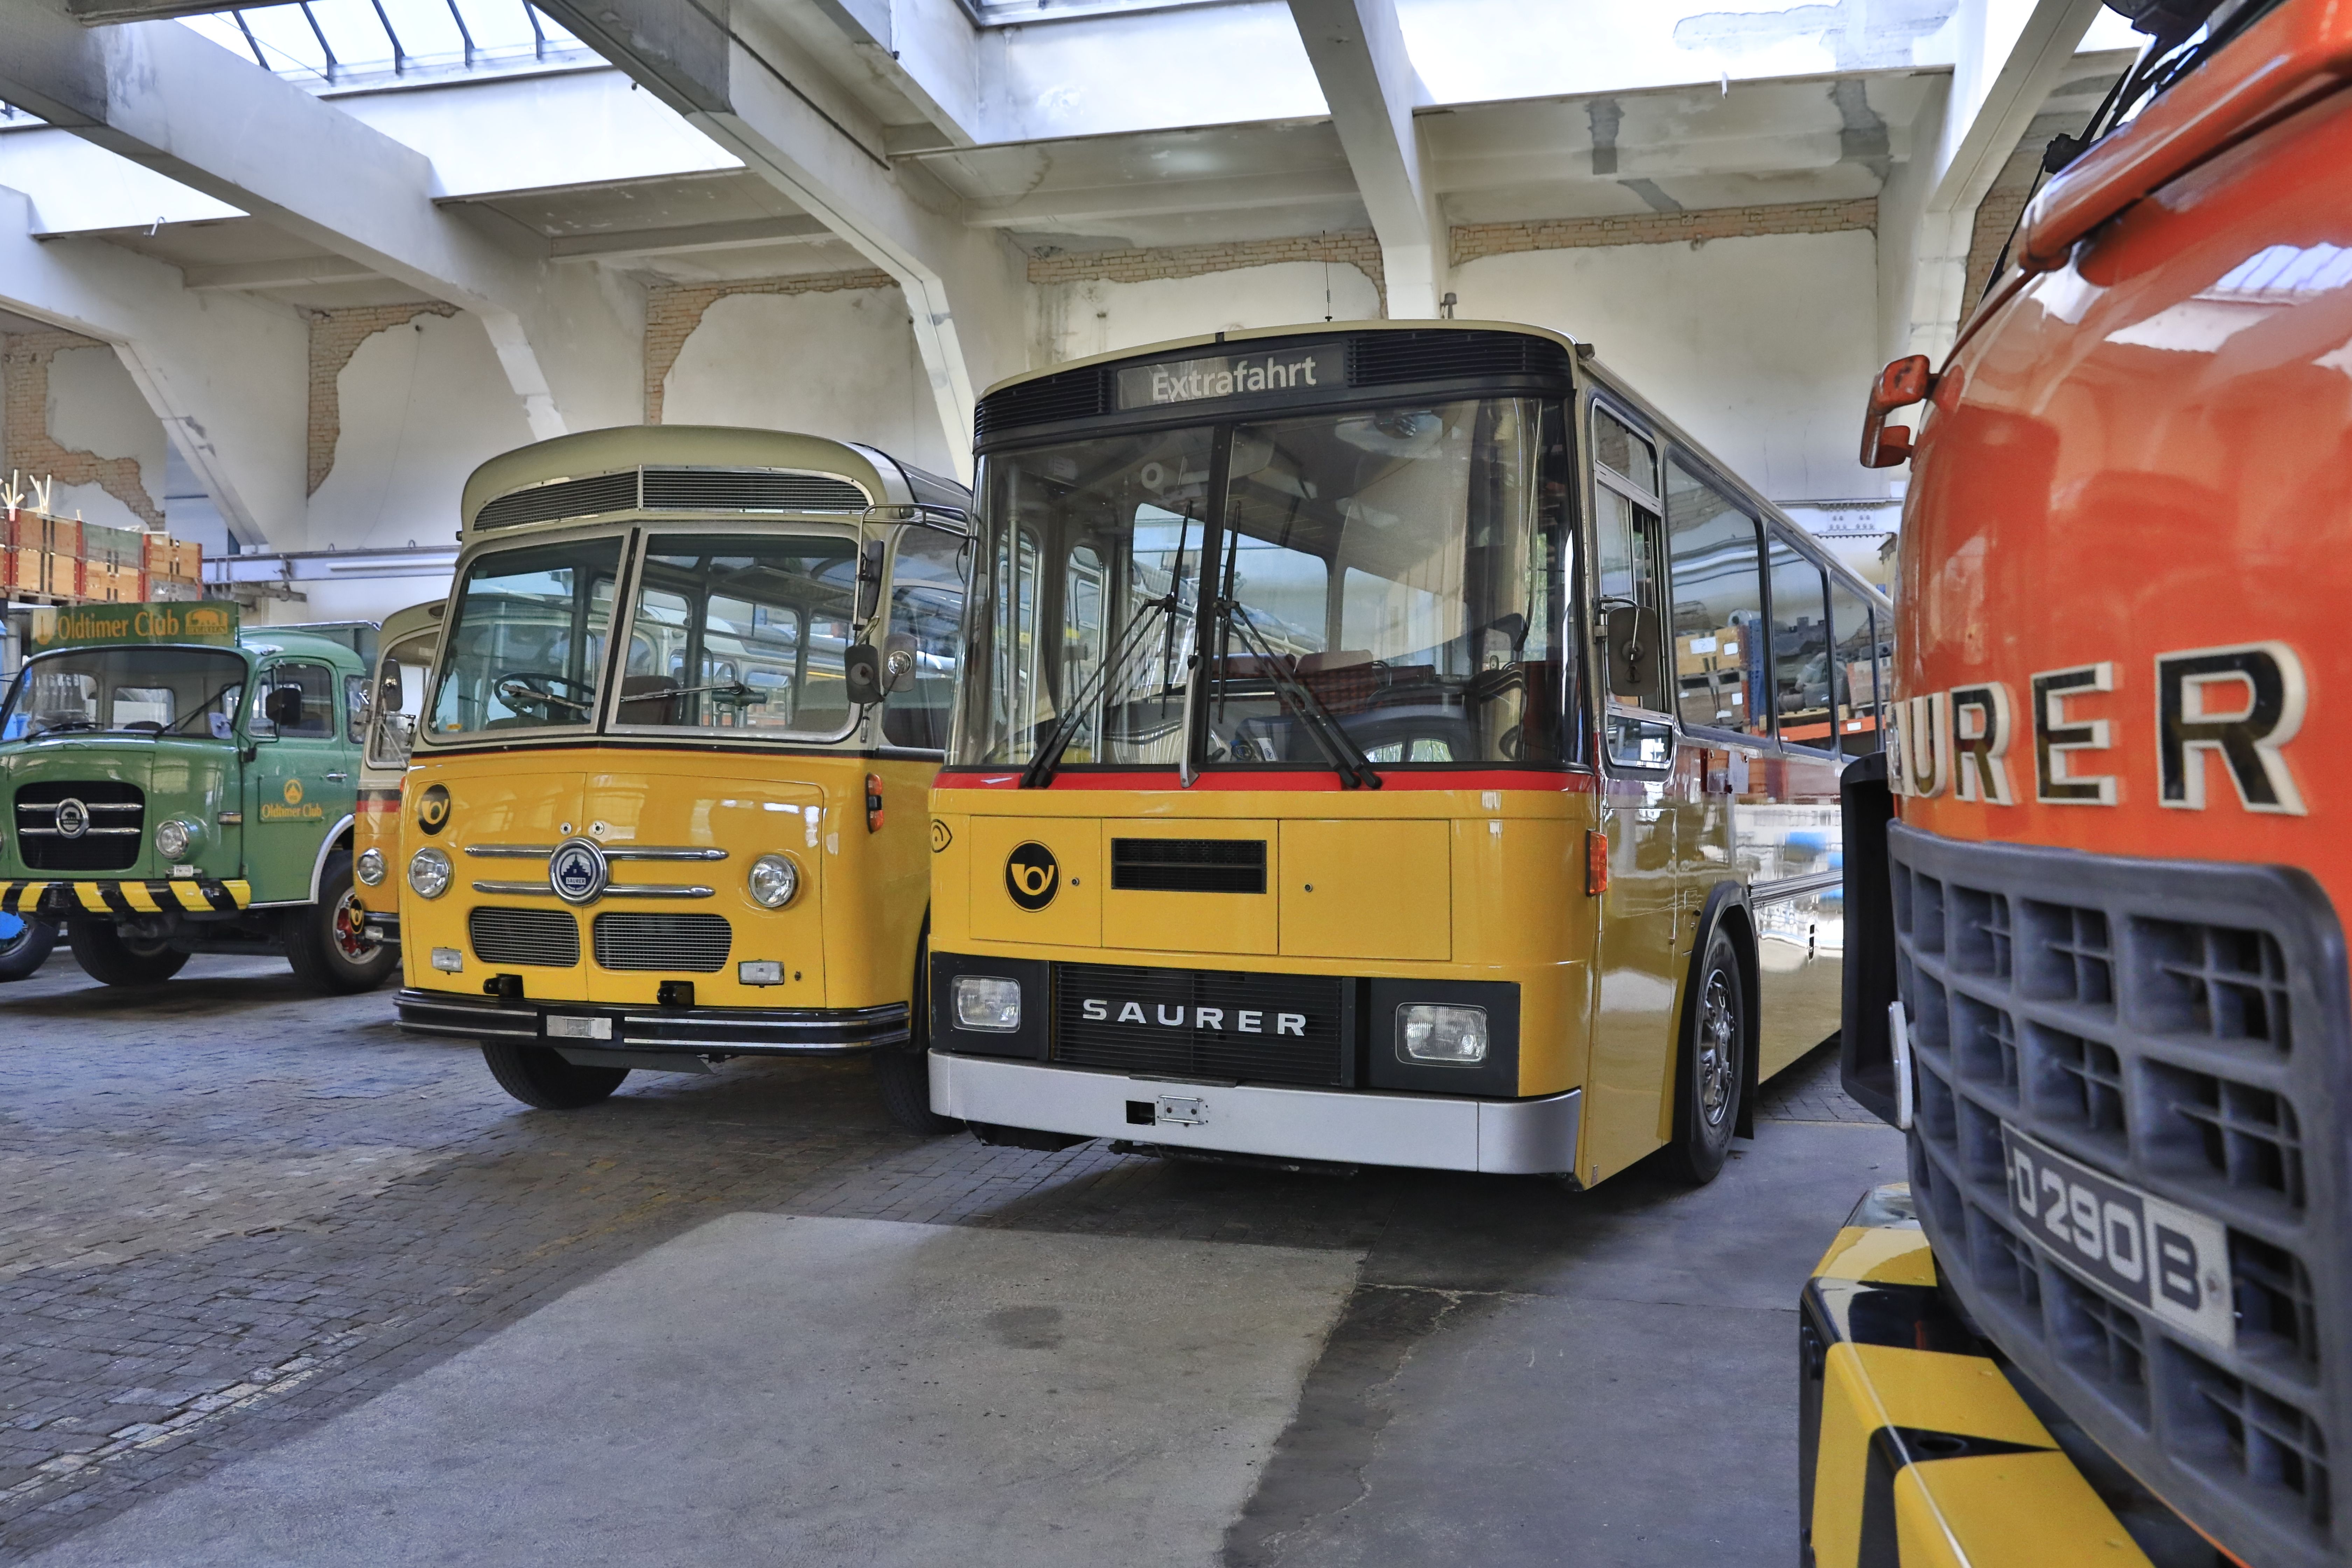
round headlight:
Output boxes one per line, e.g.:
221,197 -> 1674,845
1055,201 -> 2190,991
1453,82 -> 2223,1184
356,848 -> 387,886
747,853 -> 799,909
408,846 -> 452,899
154,819 -> 192,860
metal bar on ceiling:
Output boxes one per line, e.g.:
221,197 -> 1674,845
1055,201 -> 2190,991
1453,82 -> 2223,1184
367,0 -> 407,74
525,2 -> 546,61
232,8 -> 268,69
299,2 -> 340,80
444,0 -> 477,65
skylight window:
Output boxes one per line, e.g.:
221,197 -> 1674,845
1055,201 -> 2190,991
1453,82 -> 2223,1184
180,0 -> 587,89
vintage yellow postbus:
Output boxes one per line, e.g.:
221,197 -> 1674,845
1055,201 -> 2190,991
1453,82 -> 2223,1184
351,597 -> 441,950
393,427 -> 968,1128
927,324 -> 1889,1182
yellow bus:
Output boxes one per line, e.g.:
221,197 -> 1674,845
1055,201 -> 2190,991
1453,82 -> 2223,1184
351,597 -> 442,950
393,427 -> 968,1128
927,324 -> 1889,1183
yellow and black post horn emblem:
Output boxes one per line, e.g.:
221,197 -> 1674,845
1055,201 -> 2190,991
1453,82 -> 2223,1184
417,782 -> 452,836
1004,841 -> 1057,910
930,818 -> 953,854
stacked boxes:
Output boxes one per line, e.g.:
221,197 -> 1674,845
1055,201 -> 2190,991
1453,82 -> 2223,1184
0,484 -> 203,605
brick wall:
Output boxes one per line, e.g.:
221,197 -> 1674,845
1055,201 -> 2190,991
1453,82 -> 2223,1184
1964,186 -> 2034,317
1026,231 -> 1388,313
1450,198 -> 1878,266
307,303 -> 458,496
643,270 -> 899,424
0,330 -> 166,529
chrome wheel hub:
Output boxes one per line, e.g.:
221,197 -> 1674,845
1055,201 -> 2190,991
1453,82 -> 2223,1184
1697,968 -> 1737,1128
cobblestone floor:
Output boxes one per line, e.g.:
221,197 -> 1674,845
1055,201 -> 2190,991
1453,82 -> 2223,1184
0,952 -> 1878,1560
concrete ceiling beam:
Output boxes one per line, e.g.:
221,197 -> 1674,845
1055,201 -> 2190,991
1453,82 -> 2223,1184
963,167 -> 1363,229
181,255 -> 383,292
1287,0 -> 1442,318
545,215 -> 836,259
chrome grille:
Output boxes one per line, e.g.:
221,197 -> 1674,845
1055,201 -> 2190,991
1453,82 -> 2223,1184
14,781 -> 143,871
1891,824 -> 2350,1566
640,467 -> 867,512
472,470 -> 638,530
591,912 -> 730,972
468,906 -> 580,968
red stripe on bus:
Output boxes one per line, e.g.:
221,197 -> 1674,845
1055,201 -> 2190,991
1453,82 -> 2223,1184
934,768 -> 1597,793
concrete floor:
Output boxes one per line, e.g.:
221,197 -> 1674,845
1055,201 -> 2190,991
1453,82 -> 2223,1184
0,951 -> 1900,1566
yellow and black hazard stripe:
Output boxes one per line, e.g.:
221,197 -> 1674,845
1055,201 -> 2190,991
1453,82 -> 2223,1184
0,878 -> 253,918
1800,1185 -> 2186,1567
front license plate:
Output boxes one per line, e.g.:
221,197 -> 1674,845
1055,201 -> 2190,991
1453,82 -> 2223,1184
2002,1125 -> 2234,1351
545,1015 -> 613,1042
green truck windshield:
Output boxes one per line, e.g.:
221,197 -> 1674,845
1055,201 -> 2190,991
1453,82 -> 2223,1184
0,647 -> 248,742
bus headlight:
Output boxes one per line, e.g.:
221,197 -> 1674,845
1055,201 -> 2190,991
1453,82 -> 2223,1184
953,976 -> 1022,1032
154,819 -> 198,860
747,853 -> 800,909
1399,1004 -> 1487,1064
408,847 -> 452,899
355,848 -> 387,886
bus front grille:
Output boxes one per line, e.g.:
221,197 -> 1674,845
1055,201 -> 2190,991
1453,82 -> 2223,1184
469,906 -> 580,968
14,782 -> 143,871
1053,964 -> 1345,1087
1889,823 -> 2350,1567
592,912 -> 731,973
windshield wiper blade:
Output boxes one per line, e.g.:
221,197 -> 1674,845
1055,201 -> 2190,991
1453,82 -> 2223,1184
629,679 -> 758,705
1020,593 -> 1181,789
1213,601 -> 1382,790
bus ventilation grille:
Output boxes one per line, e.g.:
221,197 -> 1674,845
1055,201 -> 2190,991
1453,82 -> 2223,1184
468,906 -> 580,968
592,912 -> 732,973
1053,963 -> 1344,1087
473,470 -> 639,531
1348,330 -> 1573,389
1111,838 -> 1267,894
974,370 -> 1107,438
1887,822 -> 2351,1568
14,781 -> 143,871
641,467 -> 868,513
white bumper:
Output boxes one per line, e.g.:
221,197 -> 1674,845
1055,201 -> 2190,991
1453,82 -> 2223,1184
930,1051 -> 1582,1175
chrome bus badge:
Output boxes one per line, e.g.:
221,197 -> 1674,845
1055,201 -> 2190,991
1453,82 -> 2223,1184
549,837 -> 609,905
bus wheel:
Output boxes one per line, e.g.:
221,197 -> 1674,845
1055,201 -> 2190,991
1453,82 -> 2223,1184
479,1041 -> 628,1109
67,919 -> 190,987
877,933 -> 958,1136
1662,923 -> 1746,1185
0,917 -> 58,981
284,852 -> 399,995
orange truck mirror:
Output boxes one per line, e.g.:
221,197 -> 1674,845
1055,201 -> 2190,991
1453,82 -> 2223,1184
1860,353 -> 1935,468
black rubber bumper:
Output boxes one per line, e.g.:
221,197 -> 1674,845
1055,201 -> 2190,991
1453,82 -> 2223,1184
394,987 -> 911,1055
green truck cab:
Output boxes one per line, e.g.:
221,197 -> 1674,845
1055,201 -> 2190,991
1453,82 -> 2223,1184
0,602 -> 398,993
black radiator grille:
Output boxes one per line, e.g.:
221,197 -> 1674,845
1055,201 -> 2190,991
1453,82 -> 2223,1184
974,369 -> 1107,438
592,912 -> 731,973
469,906 -> 580,968
473,470 -> 638,530
1110,838 -> 1267,894
1053,964 -> 1344,1087
1348,329 -> 1572,388
1890,824 -> 2350,1565
14,781 -> 143,871
641,467 -> 867,512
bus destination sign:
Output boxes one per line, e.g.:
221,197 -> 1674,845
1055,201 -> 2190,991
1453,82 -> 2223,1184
1116,343 -> 1344,411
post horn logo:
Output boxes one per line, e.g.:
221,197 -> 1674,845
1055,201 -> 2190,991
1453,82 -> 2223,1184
930,818 -> 953,854
416,783 -> 451,836
1004,841 -> 1058,910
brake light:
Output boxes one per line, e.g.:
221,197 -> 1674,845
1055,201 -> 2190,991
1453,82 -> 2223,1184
866,772 -> 884,833
1585,828 -> 1610,896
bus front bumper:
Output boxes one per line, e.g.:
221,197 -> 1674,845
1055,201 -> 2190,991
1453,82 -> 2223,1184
930,1052 -> 1581,1176
396,988 -> 911,1058
0,878 -> 253,917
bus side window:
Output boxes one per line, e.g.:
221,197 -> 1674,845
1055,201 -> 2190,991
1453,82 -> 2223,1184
1663,461 -> 1765,736
1766,534 -> 1834,751
1827,578 -> 1881,756
1591,406 -> 1671,763
882,528 -> 967,751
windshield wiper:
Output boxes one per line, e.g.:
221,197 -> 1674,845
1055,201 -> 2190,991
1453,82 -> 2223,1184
1018,593 -> 1182,789
1210,599 -> 1382,790
626,679 -> 758,706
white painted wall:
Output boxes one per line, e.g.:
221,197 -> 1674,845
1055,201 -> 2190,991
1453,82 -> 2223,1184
309,310 -> 534,552
662,288 -> 958,477
1032,260 -> 1384,367
1452,230 -> 1889,504
46,343 -> 168,525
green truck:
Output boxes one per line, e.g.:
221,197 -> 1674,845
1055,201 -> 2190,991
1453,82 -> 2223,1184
0,601 -> 398,992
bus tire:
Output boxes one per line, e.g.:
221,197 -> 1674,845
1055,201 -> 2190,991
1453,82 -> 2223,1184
67,919 -> 189,987
1662,922 -> 1746,1185
479,1040 -> 628,1109
0,918 -> 58,981
283,851 -> 399,995
877,930 -> 957,1136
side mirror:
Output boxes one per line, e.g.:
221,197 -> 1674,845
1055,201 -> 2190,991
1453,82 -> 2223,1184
264,686 -> 305,727
843,643 -> 886,706
1860,353 -> 1935,469
882,631 -> 918,694
1603,604 -> 1658,698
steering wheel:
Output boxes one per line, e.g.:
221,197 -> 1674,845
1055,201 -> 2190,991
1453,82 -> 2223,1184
493,672 -> 594,722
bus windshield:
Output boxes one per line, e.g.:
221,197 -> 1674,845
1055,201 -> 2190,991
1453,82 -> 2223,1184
428,537 -> 622,737
614,532 -> 859,740
956,397 -> 1573,771
0,647 -> 248,741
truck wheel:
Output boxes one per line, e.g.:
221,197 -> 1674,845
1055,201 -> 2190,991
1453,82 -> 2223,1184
1662,922 -> 1746,1185
480,1040 -> 628,1110
283,851 -> 399,995
67,919 -> 189,987
0,917 -> 58,981
876,930 -> 956,1135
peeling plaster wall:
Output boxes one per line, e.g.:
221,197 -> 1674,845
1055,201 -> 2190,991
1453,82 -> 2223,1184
1032,261 -> 1384,368
0,329 -> 168,531
661,287 -> 956,478
1453,228 -> 1886,502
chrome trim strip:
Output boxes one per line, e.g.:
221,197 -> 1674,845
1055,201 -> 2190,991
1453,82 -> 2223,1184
606,883 -> 715,899
1748,870 -> 1843,904
18,802 -> 141,814
472,879 -> 555,895
604,846 -> 729,862
19,827 -> 140,836
466,845 -> 554,859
